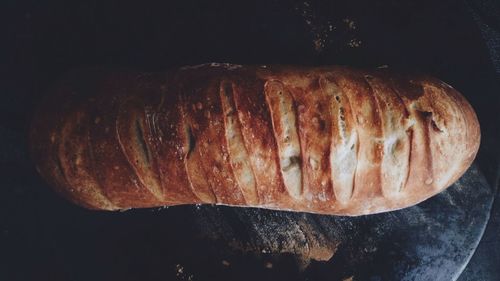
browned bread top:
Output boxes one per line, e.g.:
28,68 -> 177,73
29,64 -> 480,215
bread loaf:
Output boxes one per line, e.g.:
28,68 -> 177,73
29,64 -> 480,215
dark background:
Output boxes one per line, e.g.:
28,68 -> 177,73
2,0 -> 500,280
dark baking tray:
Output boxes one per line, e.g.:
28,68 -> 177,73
3,0 -> 500,280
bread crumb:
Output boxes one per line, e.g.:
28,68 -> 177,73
295,3 -> 361,53
175,264 -> 194,280
222,260 -> 230,266
175,264 -> 184,276
347,39 -> 362,48
343,18 -> 356,30
265,262 -> 273,269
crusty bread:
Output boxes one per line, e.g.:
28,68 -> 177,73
29,64 -> 481,215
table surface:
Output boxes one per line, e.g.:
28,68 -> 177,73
2,0 -> 500,280
458,1 -> 500,280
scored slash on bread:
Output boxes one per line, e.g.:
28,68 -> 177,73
30,64 -> 481,216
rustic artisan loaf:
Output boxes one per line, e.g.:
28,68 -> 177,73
30,64 -> 481,215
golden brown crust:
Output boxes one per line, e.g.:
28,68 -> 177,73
30,70 -> 118,210
30,64 -> 481,215
230,73 -> 290,207
87,73 -> 164,208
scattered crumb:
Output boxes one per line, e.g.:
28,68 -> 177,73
343,276 -> 354,281
343,18 -> 357,30
296,1 -> 330,52
151,205 -> 169,212
222,260 -> 230,267
313,38 -> 326,52
175,264 -> 184,276
265,262 -> 273,269
294,2 -> 361,53
347,39 -> 362,48
175,264 -> 194,281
